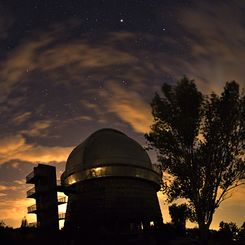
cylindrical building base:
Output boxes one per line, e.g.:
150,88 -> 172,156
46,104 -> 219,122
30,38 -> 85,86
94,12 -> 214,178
64,177 -> 162,236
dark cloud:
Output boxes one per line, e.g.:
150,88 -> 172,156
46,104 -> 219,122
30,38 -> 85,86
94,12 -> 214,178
0,160 -> 65,183
0,160 -> 33,183
175,0 -> 245,92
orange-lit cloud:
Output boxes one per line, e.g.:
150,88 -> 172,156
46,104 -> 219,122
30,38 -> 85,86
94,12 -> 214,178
0,135 -> 72,164
0,185 -> 18,191
0,176 -> 36,227
12,112 -> 32,125
103,82 -> 153,133
211,185 -> 245,229
0,197 -> 35,227
21,120 -> 52,137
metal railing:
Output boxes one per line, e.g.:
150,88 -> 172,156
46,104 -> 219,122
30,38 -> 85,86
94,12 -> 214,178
27,204 -> 37,213
26,187 -> 36,197
57,179 -> 61,186
26,171 -> 34,182
58,213 -> 65,220
29,222 -> 37,227
57,179 -> 66,192
58,196 -> 67,204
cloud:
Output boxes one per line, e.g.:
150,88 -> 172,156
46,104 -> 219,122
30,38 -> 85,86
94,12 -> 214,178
0,135 -> 27,156
174,0 -> 245,94
0,20 -> 196,136
63,115 -> 93,126
0,197 -> 35,227
0,135 -> 73,164
211,185 -> 245,229
18,144 -> 72,163
0,9 -> 14,41
0,160 -> 66,228
0,160 -> 33,183
12,112 -> 32,124
0,37 -> 53,104
38,41 -> 138,72
1,5 -> 244,129
21,120 -> 52,137
0,185 -> 17,191
0,28 -> 139,105
102,82 -> 153,133
0,184 -> 19,199
0,174 -> 36,227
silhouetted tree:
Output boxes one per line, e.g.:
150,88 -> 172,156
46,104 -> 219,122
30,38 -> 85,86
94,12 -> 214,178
145,77 -> 245,244
21,216 -> 28,228
169,203 -> 189,234
238,222 -> 245,242
0,220 -> 6,228
219,221 -> 239,242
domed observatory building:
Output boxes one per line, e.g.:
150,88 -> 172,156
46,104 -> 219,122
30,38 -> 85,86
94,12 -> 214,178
61,128 -> 162,237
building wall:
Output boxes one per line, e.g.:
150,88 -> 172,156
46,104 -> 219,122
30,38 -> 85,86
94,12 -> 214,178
65,177 -> 162,234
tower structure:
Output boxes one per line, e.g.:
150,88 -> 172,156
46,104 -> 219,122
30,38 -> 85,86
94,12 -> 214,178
26,164 -> 60,230
61,128 -> 162,238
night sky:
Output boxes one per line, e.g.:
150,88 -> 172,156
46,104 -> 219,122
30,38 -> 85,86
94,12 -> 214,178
0,0 -> 244,229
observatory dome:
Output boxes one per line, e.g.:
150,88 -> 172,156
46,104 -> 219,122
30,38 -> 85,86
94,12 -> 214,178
63,128 -> 153,179
61,128 -> 163,234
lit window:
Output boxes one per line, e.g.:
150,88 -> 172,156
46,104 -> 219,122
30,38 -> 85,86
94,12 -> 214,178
140,222 -> 144,230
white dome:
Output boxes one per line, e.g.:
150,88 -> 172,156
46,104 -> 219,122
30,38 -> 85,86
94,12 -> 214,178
63,128 -> 152,178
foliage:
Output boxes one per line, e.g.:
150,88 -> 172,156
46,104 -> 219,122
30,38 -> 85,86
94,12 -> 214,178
21,216 -> 28,228
168,203 -> 189,230
238,222 -> 245,241
145,77 -> 245,241
0,220 -> 6,228
219,221 -> 239,241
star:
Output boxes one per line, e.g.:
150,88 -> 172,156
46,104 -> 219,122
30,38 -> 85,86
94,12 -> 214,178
120,19 -> 124,23
122,80 -> 128,85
